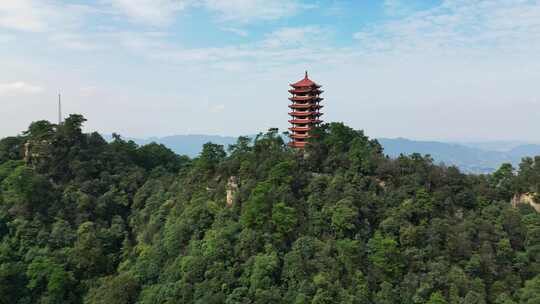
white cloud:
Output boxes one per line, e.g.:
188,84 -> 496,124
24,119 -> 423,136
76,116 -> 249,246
106,0 -> 192,26
221,27 -> 249,37
383,0 -> 412,16
49,33 -> 96,51
261,26 -> 326,48
114,25 -> 340,70
203,0 -> 310,23
105,0 -> 309,25
0,0 -> 97,55
0,82 -> 43,96
354,0 -> 540,56
0,0 -> 50,31
0,0 -> 93,32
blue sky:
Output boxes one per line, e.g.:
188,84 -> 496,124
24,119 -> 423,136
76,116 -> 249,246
1,0 -> 540,142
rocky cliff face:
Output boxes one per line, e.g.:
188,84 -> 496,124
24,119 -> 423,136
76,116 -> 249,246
512,193 -> 540,213
24,140 -> 51,165
226,176 -> 239,207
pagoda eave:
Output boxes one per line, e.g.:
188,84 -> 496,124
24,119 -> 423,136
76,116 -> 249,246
288,141 -> 308,148
289,126 -> 313,132
288,104 -> 324,110
288,111 -> 323,117
288,119 -> 322,124
290,84 -> 322,89
289,134 -> 314,139
288,89 -> 324,94
288,97 -> 324,102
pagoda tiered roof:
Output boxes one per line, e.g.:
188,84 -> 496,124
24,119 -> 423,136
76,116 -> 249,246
288,118 -> 322,124
288,88 -> 324,94
290,71 -> 322,88
289,133 -> 315,140
289,96 -> 324,102
288,104 -> 323,110
287,71 -> 324,149
288,111 -> 323,117
289,126 -> 313,132
288,141 -> 308,148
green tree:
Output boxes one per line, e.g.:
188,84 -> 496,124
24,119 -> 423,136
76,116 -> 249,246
368,231 -> 403,281
1,165 -> 53,217
24,120 -> 54,140
271,202 -> 297,239
70,222 -> 107,277
519,274 -> 540,304
0,137 -> 23,162
374,282 -> 397,304
330,198 -> 358,236
250,251 -> 279,297
26,257 -> 76,304
490,163 -> 515,201
241,181 -> 273,229
85,273 -> 140,304
197,142 -> 226,171
427,291 -> 448,304
136,142 -> 186,172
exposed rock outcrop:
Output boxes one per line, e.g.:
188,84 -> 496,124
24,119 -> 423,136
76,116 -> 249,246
226,176 -> 239,207
512,193 -> 540,213
24,142 -> 32,163
23,140 -> 51,165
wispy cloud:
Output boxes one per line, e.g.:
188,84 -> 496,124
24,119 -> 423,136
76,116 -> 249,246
383,0 -> 412,16
103,0 -> 309,26
0,0 -> 94,32
354,0 -> 540,56
113,25 -> 339,70
0,0 -> 313,55
106,0 -> 192,26
0,0 -> 50,32
203,0 -> 311,23
221,27 -> 249,37
261,26 -> 327,48
49,33 -> 97,51
0,0 -> 98,57
0,82 -> 43,96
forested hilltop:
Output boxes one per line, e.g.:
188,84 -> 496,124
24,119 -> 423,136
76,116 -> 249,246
1,115 -> 540,304
116,134 -> 540,174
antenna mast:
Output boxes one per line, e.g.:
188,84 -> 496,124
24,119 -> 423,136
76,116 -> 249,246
58,93 -> 62,125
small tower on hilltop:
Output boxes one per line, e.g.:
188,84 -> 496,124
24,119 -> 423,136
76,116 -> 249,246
288,71 -> 324,148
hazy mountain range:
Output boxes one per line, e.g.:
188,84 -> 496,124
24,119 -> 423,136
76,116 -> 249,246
113,134 -> 540,174
378,138 -> 540,174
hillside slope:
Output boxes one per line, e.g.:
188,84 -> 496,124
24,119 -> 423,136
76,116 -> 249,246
0,116 -> 540,303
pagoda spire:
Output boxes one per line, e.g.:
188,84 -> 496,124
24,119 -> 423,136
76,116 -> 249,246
287,72 -> 324,149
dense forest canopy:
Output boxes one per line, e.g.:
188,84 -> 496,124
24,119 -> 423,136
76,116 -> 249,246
0,114 -> 539,304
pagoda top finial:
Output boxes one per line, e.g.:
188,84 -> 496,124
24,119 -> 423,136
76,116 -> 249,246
290,71 -> 322,88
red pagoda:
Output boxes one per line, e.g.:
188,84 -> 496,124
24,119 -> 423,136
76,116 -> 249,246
288,71 -> 324,148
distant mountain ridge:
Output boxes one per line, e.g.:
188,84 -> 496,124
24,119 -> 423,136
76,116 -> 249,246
131,134 -> 239,158
112,134 -> 540,174
379,138 -> 540,174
